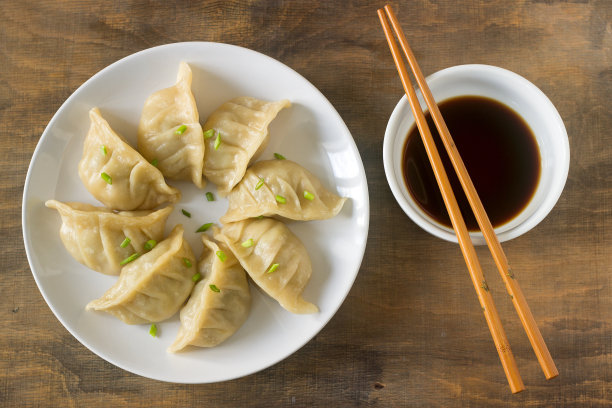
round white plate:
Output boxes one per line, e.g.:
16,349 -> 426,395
22,42 -> 369,383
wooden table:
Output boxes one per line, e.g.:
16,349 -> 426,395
2,1 -> 610,406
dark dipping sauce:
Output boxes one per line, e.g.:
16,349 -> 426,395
402,95 -> 541,231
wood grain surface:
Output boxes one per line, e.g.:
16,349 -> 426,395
2,0 -> 611,406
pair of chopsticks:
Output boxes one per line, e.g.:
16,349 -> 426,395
377,5 -> 558,393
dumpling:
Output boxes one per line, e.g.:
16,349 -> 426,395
86,225 -> 196,324
169,236 -> 250,352
202,97 -> 290,196
214,219 -> 318,314
45,200 -> 171,276
78,107 -> 180,211
138,62 -> 205,188
220,159 -> 347,223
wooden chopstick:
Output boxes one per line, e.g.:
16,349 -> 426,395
382,4 -> 559,382
377,7 -> 525,393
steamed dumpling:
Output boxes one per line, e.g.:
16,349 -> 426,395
214,219 -> 318,314
138,62 -> 205,188
86,225 -> 196,324
169,236 -> 250,353
220,159 -> 347,223
78,108 -> 180,210
202,97 -> 290,196
45,200 -> 171,275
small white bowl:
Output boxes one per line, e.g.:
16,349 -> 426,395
383,64 -> 569,244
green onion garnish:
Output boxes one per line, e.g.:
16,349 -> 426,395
196,222 -> 213,232
120,237 -> 131,248
149,323 -> 157,337
274,153 -> 286,160
120,252 -> 140,266
101,145 -> 107,155
241,238 -> 254,248
255,178 -> 265,190
192,273 -> 201,282
203,129 -> 215,139
214,132 -> 221,150
144,239 -> 156,251
151,158 -> 158,167
175,125 -> 187,135
216,251 -> 227,262
303,190 -> 315,201
255,215 -> 264,220
275,195 -> 286,204
267,263 -> 279,274
101,172 -> 112,185
182,209 -> 191,218
209,284 -> 220,293
183,258 -> 192,267
205,192 -> 215,202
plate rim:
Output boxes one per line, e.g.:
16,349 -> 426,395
22,41 -> 370,383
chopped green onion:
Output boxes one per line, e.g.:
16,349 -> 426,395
216,250 -> 227,262
205,192 -> 215,202
255,215 -> 264,220
275,195 -> 286,204
255,178 -> 265,190
149,323 -> 157,337
101,145 -> 107,155
267,263 -> 279,274
274,152 -> 286,160
214,132 -> 221,150
144,239 -> 157,251
241,238 -> 254,248
175,124 -> 187,135
183,258 -> 192,267
303,190 -> 315,201
203,129 -> 215,139
101,172 -> 112,185
192,273 -> 201,282
150,158 -> 159,167
181,209 -> 191,218
120,237 -> 131,248
209,284 -> 220,293
120,253 -> 140,266
196,222 -> 213,232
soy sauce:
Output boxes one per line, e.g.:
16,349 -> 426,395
402,95 -> 540,231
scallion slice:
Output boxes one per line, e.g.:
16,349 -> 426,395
101,172 -> 112,185
241,238 -> 254,248
192,273 -> 201,282
120,253 -> 140,266
275,195 -> 286,204
255,178 -> 265,190
183,258 -> 192,268
216,250 -> 227,262
267,263 -> 280,274
209,284 -> 220,293
182,209 -> 191,218
149,324 -> 157,337
303,190 -> 315,201
274,152 -> 286,160
144,239 -> 157,251
151,158 -> 159,167
101,145 -> 107,155
120,237 -> 131,248
196,222 -> 213,232
175,124 -> 187,135
203,129 -> 215,139
205,192 -> 215,202
214,132 -> 221,150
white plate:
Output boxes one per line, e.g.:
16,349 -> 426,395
22,42 -> 369,383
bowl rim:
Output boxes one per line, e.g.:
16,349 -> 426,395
383,64 -> 570,244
